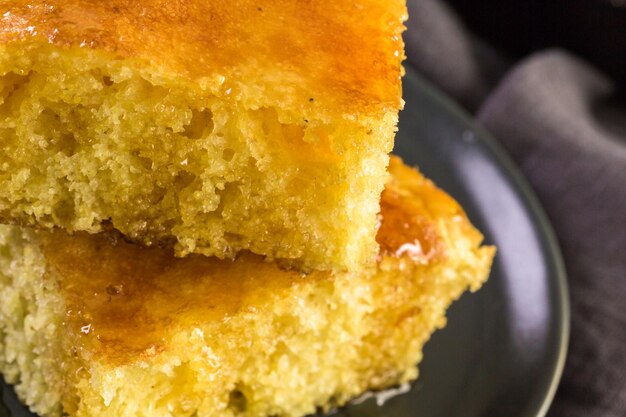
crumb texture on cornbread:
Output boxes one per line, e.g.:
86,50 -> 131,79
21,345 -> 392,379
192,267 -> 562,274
0,0 -> 408,271
0,157 -> 494,417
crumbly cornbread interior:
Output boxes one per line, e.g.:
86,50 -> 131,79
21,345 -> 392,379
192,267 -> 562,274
0,0 -> 407,272
0,42 -> 393,271
0,157 -> 495,417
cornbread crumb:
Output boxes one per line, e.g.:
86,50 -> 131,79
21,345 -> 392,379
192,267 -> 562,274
0,0 -> 408,271
0,158 -> 495,417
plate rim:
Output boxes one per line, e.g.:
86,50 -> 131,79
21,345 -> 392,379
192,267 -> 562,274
403,64 -> 571,417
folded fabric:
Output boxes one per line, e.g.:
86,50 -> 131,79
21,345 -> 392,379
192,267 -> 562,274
478,50 -> 626,417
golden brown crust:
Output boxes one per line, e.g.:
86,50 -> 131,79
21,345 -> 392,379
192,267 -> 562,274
43,233 -> 323,364
378,156 -> 473,262
0,0 -> 406,118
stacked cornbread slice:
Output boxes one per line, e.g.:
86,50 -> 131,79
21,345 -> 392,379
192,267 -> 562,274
0,1 -> 495,417
0,158 -> 494,417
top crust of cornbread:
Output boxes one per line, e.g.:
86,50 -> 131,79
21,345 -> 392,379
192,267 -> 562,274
1,0 -> 406,119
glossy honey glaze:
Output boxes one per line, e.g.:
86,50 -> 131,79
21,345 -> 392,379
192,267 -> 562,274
41,157 -> 461,364
0,0 -> 406,116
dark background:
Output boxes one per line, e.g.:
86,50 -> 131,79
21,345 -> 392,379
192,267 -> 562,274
445,0 -> 626,93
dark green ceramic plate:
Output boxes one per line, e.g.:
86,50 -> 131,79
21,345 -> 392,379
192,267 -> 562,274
1,66 -> 569,417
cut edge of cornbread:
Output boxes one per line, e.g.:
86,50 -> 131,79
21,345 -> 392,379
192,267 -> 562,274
0,0 -> 408,273
0,40 -> 397,272
0,158 -> 495,417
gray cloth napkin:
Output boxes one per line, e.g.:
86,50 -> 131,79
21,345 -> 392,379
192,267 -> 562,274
405,1 -> 626,416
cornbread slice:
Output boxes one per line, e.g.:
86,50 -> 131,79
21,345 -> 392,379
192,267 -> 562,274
0,157 -> 494,417
0,0 -> 407,271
